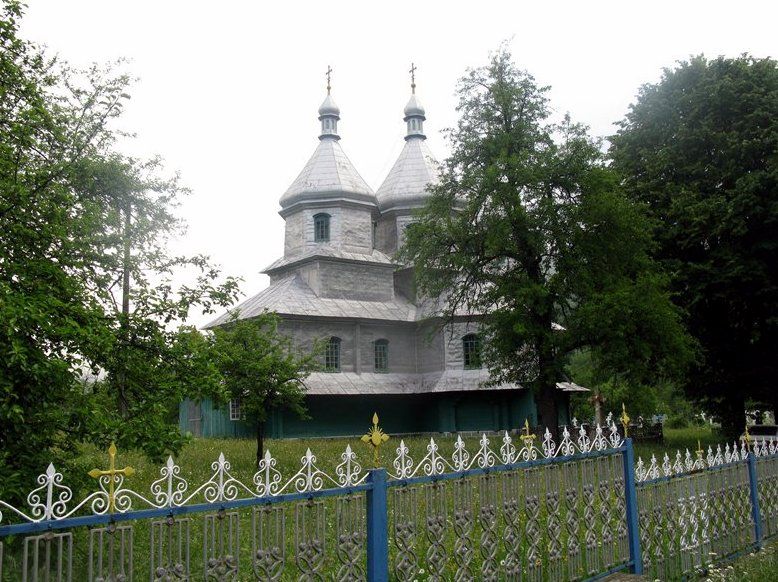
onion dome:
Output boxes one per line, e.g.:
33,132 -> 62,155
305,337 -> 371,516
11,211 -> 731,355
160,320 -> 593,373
375,71 -> 439,212
318,94 -> 340,140
279,84 -> 375,212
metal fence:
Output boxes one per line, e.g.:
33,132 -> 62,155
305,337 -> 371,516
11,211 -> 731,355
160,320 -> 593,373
0,418 -> 776,581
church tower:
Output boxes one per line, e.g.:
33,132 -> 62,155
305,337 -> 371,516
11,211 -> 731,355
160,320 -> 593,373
375,65 -> 440,256
264,74 -> 397,302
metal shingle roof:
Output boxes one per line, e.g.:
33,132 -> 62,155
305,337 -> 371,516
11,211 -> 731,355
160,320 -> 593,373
203,273 -> 418,328
375,137 -> 439,212
280,139 -> 375,209
262,248 -> 395,274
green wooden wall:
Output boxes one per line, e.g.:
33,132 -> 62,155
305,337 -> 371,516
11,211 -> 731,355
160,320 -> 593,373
179,389 -> 557,439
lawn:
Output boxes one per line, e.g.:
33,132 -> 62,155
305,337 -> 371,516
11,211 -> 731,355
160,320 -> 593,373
698,540 -> 778,581
632,424 -> 723,462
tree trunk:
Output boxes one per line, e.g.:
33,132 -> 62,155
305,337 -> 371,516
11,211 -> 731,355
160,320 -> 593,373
534,312 -> 559,437
536,385 -> 559,437
719,389 -> 745,441
118,201 -> 132,418
256,419 -> 266,468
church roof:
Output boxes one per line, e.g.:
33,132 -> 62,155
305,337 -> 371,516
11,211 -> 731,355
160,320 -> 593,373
280,139 -> 375,209
302,369 -> 521,395
203,273 -> 417,328
262,248 -> 395,274
375,138 -> 439,212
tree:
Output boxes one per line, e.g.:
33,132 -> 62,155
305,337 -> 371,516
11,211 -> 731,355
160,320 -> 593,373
401,48 -> 694,434
0,1 -> 237,502
610,55 -> 778,437
210,313 -> 318,466
74,154 -> 240,459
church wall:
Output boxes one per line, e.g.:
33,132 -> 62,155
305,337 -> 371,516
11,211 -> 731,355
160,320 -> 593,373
357,323 -> 417,374
180,390 -> 537,439
416,320 -> 444,373
283,211 -> 305,256
279,319 -> 357,373
283,205 -> 375,257
375,215 -> 397,255
444,321 -> 482,370
317,260 -> 395,301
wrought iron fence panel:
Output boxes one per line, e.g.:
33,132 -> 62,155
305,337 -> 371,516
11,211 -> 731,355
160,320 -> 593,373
4,424 -> 777,581
390,485 -> 419,581
23,531 -> 72,582
384,450 -> 631,582
757,454 -> 778,539
150,516 -> 190,581
637,459 -> 755,580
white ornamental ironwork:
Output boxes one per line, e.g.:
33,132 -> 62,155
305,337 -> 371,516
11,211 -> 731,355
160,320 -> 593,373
7,421 -> 774,526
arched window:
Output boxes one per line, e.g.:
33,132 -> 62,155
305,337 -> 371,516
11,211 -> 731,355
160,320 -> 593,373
314,213 -> 330,242
462,333 -> 482,369
374,339 -> 389,372
325,336 -> 341,372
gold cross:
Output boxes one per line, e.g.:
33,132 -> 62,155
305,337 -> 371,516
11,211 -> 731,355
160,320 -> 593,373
520,418 -> 536,447
361,412 -> 390,468
326,65 -> 332,95
409,62 -> 417,94
88,443 -> 135,513
620,403 -> 630,439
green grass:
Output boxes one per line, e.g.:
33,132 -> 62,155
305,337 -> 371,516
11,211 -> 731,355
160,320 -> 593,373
633,425 -> 723,462
698,540 -> 778,581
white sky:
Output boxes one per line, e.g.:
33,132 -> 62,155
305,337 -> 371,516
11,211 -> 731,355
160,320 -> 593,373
21,0 -> 777,326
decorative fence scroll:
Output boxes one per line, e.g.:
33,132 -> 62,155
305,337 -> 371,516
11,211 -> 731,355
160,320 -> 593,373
0,417 -> 776,581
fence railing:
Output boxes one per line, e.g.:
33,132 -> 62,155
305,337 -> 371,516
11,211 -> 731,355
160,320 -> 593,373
0,419 -> 776,581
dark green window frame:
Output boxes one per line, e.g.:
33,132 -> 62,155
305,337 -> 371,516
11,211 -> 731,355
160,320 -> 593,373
374,339 -> 389,372
314,213 -> 330,242
325,336 -> 341,372
462,333 -> 482,369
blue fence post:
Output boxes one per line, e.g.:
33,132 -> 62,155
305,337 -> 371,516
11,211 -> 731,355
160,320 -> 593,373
366,468 -> 389,581
623,438 -> 644,574
746,451 -> 763,548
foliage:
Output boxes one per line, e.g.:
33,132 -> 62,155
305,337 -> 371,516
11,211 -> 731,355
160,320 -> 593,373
0,1 -> 238,503
74,155 -> 239,459
567,350 -> 690,423
210,312 -> 319,465
610,55 -> 778,438
401,48 -> 694,432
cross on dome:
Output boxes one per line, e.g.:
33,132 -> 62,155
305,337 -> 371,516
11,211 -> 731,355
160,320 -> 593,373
404,63 -> 425,140
318,65 -> 340,140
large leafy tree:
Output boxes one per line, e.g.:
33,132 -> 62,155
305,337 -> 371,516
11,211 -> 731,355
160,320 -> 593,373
401,49 -> 693,433
210,313 -> 318,466
0,1 -> 237,501
610,55 -> 778,437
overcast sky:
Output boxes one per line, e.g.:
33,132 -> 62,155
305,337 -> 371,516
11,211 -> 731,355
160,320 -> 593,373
20,1 -> 777,326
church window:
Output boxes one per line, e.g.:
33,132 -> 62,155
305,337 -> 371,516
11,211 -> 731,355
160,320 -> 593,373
462,333 -> 482,369
229,398 -> 242,421
374,339 -> 389,372
314,213 -> 330,242
325,336 -> 341,372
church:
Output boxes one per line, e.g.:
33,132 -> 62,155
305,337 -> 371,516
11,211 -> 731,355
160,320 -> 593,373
179,73 -> 578,439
